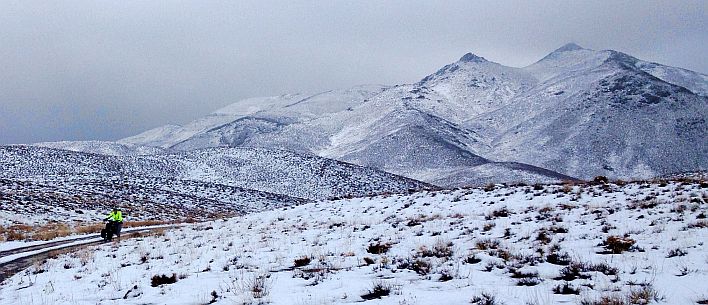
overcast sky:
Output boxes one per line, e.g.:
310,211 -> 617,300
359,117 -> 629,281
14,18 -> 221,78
0,1 -> 706,144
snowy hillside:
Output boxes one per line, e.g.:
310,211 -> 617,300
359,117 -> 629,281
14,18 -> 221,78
2,179 -> 705,304
104,43 -> 707,187
0,176 -> 306,226
0,145 -> 431,201
0,145 -> 431,226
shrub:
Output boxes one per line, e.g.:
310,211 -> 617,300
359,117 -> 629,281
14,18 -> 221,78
516,277 -> 541,286
602,235 -> 636,254
489,248 -> 512,261
293,256 -> 312,267
628,285 -> 661,304
465,253 -> 482,264
590,262 -> 619,276
536,230 -> 551,244
439,270 -> 454,282
666,248 -> 687,258
555,261 -> 618,281
483,222 -> 496,232
549,226 -> 568,233
361,281 -> 391,300
419,240 -> 454,258
367,242 -> 392,254
494,208 -> 510,217
546,251 -> 572,266
509,268 -> 538,279
75,223 -> 104,234
475,238 -> 500,250
31,223 -> 71,241
6,229 -> 26,241
470,292 -> 502,305
553,283 -> 580,295
246,274 -> 272,299
484,184 -> 496,192
397,257 -> 432,275
628,198 -> 661,210
151,274 -> 177,287
555,263 -> 591,281
363,257 -> 375,265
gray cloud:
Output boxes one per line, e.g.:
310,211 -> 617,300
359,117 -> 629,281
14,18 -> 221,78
1,0 -> 706,144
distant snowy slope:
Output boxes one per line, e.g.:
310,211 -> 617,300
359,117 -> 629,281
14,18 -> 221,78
635,60 -> 708,96
117,124 -> 183,148
0,145 -> 432,200
33,140 -> 165,156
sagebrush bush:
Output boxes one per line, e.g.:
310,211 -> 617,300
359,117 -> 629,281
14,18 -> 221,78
666,248 -> 687,258
151,274 -> 177,287
293,256 -> 311,267
602,235 -> 635,254
418,240 -> 453,258
553,283 -> 580,295
360,281 -> 391,300
396,257 -> 431,275
475,238 -> 500,250
367,242 -> 392,254
470,292 -> 502,305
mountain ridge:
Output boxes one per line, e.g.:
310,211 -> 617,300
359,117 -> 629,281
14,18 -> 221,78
35,43 -> 707,187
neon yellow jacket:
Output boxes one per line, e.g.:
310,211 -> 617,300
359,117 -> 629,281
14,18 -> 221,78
106,210 -> 124,222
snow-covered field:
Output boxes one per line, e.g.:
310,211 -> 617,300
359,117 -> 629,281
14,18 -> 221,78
1,180 -> 706,304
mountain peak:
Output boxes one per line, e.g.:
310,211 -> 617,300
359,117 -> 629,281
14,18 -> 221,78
459,53 -> 487,63
553,43 -> 585,53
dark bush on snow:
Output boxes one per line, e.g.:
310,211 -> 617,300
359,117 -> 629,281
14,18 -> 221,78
151,273 -> 177,287
293,256 -> 311,267
553,283 -> 580,295
470,292 -> 502,305
367,242 -> 392,254
602,235 -> 636,254
360,281 -> 391,300
396,257 -> 432,275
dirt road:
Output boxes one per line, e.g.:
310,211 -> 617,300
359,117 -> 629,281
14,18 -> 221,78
0,226 -> 174,283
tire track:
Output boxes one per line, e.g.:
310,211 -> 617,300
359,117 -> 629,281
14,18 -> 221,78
0,235 -> 99,259
0,227 -> 172,284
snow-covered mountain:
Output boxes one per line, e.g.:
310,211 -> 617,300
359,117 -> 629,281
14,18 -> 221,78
486,45 -> 708,178
119,86 -> 388,150
106,43 -> 706,186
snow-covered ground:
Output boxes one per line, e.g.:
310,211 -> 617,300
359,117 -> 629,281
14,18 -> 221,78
1,180 -> 706,304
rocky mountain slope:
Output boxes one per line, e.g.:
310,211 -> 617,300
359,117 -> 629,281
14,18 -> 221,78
106,43 -> 707,186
